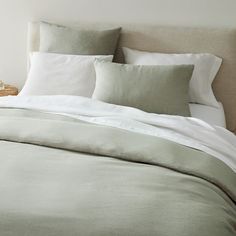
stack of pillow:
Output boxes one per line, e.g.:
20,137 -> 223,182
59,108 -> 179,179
20,22 -> 222,118
20,22 -> 121,97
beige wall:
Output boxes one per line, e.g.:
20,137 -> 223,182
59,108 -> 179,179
0,0 -> 236,88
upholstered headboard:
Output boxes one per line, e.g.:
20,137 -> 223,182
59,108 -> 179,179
28,22 -> 236,134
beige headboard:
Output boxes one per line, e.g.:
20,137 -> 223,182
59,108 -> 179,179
28,22 -> 236,134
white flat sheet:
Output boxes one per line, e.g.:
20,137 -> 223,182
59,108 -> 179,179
190,102 -> 226,128
0,95 -> 235,172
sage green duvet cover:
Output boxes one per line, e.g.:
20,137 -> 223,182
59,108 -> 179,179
0,108 -> 235,236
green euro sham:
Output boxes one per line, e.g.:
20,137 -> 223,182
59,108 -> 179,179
39,22 -> 121,55
93,61 -> 194,116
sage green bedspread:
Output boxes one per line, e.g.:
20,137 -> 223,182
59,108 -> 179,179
0,109 -> 235,236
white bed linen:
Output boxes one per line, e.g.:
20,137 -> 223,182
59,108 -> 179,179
0,95 -> 235,172
20,52 -> 113,97
189,102 -> 226,128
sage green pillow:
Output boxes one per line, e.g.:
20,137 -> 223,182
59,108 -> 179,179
39,22 -> 121,55
93,61 -> 194,116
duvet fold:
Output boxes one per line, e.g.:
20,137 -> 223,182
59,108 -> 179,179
0,115 -> 235,203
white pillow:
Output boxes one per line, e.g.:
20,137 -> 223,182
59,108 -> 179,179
123,47 -> 222,107
20,52 -> 113,97
189,102 -> 226,127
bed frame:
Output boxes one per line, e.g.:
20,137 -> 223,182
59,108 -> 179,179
28,22 -> 236,134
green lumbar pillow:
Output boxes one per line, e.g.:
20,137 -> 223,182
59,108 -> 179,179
93,61 -> 194,116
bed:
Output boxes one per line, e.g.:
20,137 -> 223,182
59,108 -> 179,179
0,22 -> 235,236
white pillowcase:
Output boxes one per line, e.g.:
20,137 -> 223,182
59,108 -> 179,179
123,47 -> 222,107
189,102 -> 226,127
20,52 -> 113,97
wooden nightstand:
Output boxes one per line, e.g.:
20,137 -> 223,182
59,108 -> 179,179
0,85 -> 18,96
